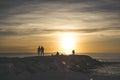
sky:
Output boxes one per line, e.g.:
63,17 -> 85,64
0,0 -> 120,54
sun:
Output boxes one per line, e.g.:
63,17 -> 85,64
60,33 -> 76,55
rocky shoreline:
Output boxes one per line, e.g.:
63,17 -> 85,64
0,55 -> 101,73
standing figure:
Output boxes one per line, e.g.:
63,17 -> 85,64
72,50 -> 75,55
41,46 -> 44,56
38,46 -> 41,56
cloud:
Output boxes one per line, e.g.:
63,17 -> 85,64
40,27 -> 120,33
0,0 -> 120,36
0,26 -> 120,36
0,0 -> 120,53
0,0 -> 120,19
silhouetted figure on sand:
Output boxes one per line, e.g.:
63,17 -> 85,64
41,46 -> 44,56
72,50 -> 75,55
38,46 -> 41,56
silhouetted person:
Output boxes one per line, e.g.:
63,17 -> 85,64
72,50 -> 75,55
38,46 -> 41,56
56,51 -> 59,56
41,46 -> 44,56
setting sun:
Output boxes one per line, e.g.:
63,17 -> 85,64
60,33 -> 76,55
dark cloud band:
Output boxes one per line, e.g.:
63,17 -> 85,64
0,27 -> 120,36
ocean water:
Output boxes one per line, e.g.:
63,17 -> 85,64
81,53 -> 120,76
83,53 -> 120,62
0,53 -> 37,58
0,53 -> 120,76
77,53 -> 120,76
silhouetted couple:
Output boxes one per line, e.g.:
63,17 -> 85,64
38,46 -> 44,56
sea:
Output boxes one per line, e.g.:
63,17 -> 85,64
0,53 -> 120,76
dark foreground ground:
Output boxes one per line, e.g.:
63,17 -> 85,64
0,55 -> 120,80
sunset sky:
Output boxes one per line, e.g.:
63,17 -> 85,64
0,0 -> 120,54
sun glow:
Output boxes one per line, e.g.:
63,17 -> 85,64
60,33 -> 76,55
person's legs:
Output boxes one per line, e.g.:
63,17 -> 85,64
40,51 -> 41,56
43,51 -> 44,56
38,51 -> 39,56
41,51 -> 42,56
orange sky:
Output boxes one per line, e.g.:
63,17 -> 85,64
0,0 -> 120,54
